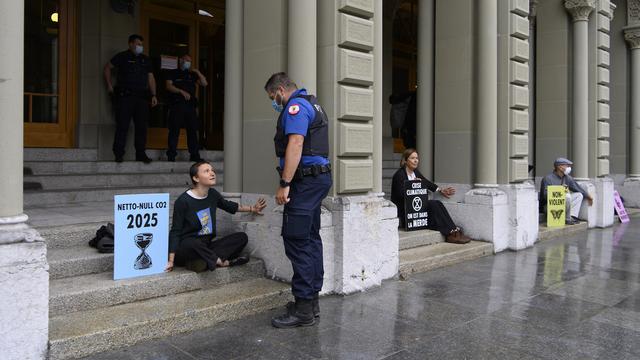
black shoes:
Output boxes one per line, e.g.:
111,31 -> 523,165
115,156 -> 124,163
190,155 -> 205,162
286,295 -> 320,319
272,298 -> 315,328
566,218 -> 580,225
229,256 -> 250,267
136,154 -> 153,164
167,155 -> 176,162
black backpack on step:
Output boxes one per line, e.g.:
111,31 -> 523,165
89,223 -> 115,253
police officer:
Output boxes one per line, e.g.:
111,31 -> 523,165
104,34 -> 157,163
265,72 -> 332,328
165,54 -> 207,162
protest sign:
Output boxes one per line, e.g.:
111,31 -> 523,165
404,180 -> 429,231
547,185 -> 566,227
613,190 -> 630,223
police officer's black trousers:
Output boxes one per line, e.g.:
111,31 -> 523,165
174,232 -> 248,271
167,102 -> 200,159
282,172 -> 332,300
113,95 -> 149,157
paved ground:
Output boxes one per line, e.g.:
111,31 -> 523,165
84,220 -> 640,360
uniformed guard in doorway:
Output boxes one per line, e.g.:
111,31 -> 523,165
165,54 -> 207,162
104,34 -> 158,163
265,72 -> 332,328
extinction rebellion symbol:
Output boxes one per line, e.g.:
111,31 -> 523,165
412,197 -> 422,212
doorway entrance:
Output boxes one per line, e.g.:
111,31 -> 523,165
141,0 -> 225,151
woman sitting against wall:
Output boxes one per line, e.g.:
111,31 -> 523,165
165,161 -> 267,273
390,148 -> 471,244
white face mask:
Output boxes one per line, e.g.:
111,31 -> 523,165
134,45 -> 144,55
181,61 -> 191,71
564,167 -> 572,176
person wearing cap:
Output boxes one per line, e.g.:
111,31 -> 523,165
539,157 -> 593,225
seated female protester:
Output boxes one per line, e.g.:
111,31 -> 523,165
165,161 -> 267,273
390,148 -> 471,244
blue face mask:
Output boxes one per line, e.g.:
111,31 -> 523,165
271,93 -> 283,113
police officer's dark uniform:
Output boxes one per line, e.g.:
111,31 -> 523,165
110,50 -> 153,162
166,68 -> 201,161
271,88 -> 332,328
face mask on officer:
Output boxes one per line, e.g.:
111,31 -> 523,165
181,61 -> 191,71
134,45 -> 144,55
271,91 -> 284,113
564,166 -> 572,176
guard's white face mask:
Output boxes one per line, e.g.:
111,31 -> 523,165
564,167 -> 572,176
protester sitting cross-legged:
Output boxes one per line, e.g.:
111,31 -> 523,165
390,148 -> 471,244
165,161 -> 267,273
539,157 -> 593,225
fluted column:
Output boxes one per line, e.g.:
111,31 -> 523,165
288,0 -> 317,94
565,0 -> 595,180
475,0 -> 498,186
625,27 -> 640,177
223,0 -> 243,192
417,0 -> 434,179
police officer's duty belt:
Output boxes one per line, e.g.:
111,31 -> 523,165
277,164 -> 332,180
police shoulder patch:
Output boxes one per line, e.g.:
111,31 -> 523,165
288,104 -> 300,115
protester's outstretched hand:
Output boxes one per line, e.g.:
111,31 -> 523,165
440,187 -> 456,198
253,197 -> 267,215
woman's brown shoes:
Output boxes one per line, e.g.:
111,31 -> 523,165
445,230 -> 471,244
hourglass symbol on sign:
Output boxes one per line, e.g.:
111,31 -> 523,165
133,233 -> 153,270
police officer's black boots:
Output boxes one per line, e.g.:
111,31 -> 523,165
271,298 -> 315,328
285,293 -> 320,318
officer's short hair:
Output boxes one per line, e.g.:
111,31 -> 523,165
264,72 -> 297,93
128,34 -> 144,43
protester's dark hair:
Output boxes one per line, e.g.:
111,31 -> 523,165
190,161 -> 211,185
400,148 -> 418,167
128,34 -> 144,43
264,72 -> 297,93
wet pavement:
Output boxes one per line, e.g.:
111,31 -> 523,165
84,220 -> 640,359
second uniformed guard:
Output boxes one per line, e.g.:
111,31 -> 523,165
165,54 -> 207,162
264,72 -> 332,328
104,34 -> 158,163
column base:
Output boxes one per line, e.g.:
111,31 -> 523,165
592,177 -> 615,228
441,184 -> 538,252
0,215 -> 48,360
576,180 -> 597,228
618,177 -> 640,208
221,193 -> 398,295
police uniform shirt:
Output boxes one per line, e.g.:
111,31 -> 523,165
280,89 -> 330,168
110,50 -> 152,91
167,68 -> 197,103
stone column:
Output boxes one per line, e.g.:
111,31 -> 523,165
565,0 -> 595,180
0,0 -> 49,358
288,0 -> 316,94
625,27 -> 640,178
223,0 -> 243,193
416,0 -> 434,179
528,0 -> 539,177
620,26 -> 640,208
475,0 -> 498,187
373,0 -> 383,192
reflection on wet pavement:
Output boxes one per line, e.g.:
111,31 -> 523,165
84,220 -> 640,359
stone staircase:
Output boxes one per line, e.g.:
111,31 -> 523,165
24,149 -> 225,207
23,149 -> 291,359
398,229 -> 493,279
382,153 -> 401,197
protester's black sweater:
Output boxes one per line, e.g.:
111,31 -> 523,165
169,188 -> 238,253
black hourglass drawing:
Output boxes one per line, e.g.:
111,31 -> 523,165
133,233 -> 153,270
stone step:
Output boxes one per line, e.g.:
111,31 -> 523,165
23,148 -> 223,163
382,160 -> 398,168
24,160 -> 224,176
49,258 -> 265,317
48,278 -> 290,360
382,168 -> 398,178
24,172 -> 224,191
399,241 -> 493,279
48,246 -> 114,280
538,222 -> 588,242
37,222 -> 108,249
398,229 -> 444,250
24,185 -> 222,207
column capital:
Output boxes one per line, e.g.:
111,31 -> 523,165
625,26 -> 640,49
564,0 -> 596,22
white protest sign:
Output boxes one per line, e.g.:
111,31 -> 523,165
113,193 -> 170,280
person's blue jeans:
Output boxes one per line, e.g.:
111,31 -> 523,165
282,172 -> 332,300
